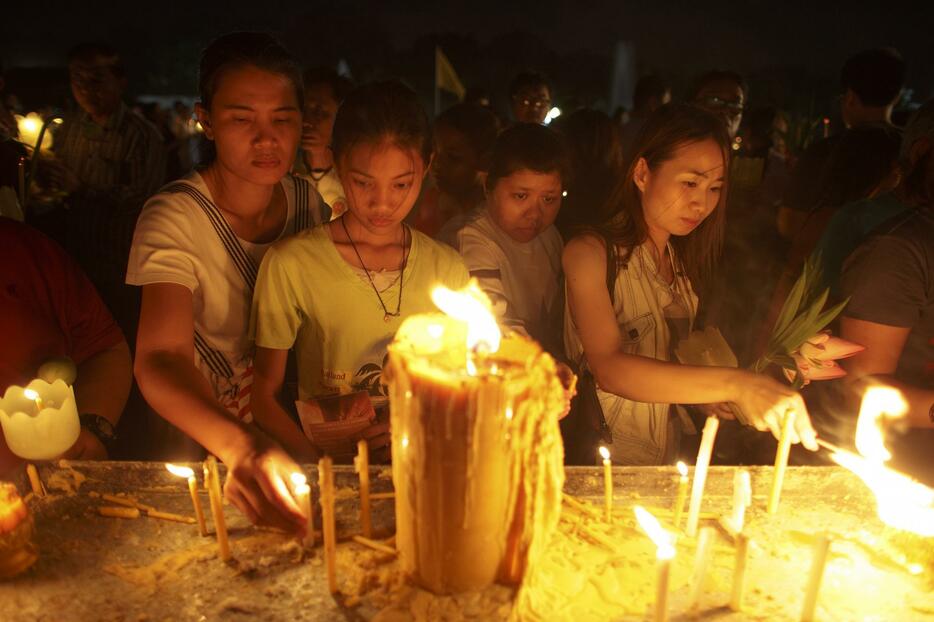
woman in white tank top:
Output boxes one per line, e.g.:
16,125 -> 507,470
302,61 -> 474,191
563,104 -> 819,465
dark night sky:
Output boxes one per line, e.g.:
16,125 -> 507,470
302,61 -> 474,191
2,0 -> 932,115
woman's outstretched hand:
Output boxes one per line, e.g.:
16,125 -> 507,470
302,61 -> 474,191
729,371 -> 819,450
221,430 -> 309,536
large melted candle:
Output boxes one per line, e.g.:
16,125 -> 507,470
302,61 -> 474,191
386,313 -> 566,594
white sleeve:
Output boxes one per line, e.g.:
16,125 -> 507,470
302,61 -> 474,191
125,193 -> 200,292
456,226 -> 527,335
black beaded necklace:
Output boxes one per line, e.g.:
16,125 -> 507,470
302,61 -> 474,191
341,218 -> 409,322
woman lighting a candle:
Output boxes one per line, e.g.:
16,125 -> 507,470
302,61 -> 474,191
563,104 -> 819,465
129,33 -> 328,533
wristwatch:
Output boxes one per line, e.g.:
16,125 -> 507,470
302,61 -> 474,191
79,414 -> 117,449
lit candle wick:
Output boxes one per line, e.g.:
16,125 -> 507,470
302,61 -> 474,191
23,389 -> 43,412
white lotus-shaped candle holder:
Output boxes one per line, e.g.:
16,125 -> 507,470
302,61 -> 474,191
0,379 -> 79,460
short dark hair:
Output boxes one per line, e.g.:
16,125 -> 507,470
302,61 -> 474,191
198,32 -> 303,111
841,48 -> 906,107
302,66 -> 354,104
486,123 -> 569,191
687,70 -> 748,102
633,75 -> 670,111
508,70 -> 551,99
67,42 -> 125,78
435,103 -> 500,170
331,80 -> 432,166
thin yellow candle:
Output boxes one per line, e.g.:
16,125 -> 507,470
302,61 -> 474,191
732,468 -> 752,532
672,461 -> 688,528
166,464 -> 208,536
25,464 -> 44,497
291,472 -> 314,548
686,416 -> 719,537
800,534 -> 832,622
688,526 -> 716,613
203,456 -> 230,561
599,446 -> 612,521
634,506 -> 675,622
768,410 -> 796,514
730,533 -> 750,611
355,439 -> 372,537
319,456 -> 338,593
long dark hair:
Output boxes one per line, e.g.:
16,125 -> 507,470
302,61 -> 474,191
588,103 -> 731,290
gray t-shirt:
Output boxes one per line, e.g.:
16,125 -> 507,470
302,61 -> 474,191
841,206 -> 933,483
842,207 -> 933,390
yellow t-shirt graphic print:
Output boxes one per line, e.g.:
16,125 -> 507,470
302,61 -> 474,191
251,225 -> 469,406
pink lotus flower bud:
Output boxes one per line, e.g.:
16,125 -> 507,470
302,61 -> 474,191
784,333 -> 863,385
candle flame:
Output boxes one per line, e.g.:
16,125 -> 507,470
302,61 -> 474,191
599,446 -> 610,461
23,389 -> 39,401
431,282 -> 501,355
165,463 -> 194,479
634,505 -> 675,560
829,386 -> 934,536
677,461 -> 688,477
855,387 -> 907,462
290,472 -> 307,487
427,323 -> 445,339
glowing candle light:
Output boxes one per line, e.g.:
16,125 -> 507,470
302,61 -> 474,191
829,386 -> 934,536
166,463 -> 208,537
21,389 -> 43,413
686,417 -> 719,537
768,410 -> 795,514
355,440 -> 372,538
634,506 -> 675,622
203,456 -> 230,561
599,446 -> 612,521
1,380 -> 80,461
672,461 -> 688,528
291,472 -> 314,548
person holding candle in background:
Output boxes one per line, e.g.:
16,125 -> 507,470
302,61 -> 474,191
129,33 -> 328,533
453,123 -> 567,357
0,217 -> 131,475
563,103 -> 819,465
251,81 -> 470,461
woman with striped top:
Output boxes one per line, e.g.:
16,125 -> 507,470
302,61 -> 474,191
128,33 -> 328,534
563,103 -> 818,465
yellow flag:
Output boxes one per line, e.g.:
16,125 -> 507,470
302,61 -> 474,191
435,47 -> 465,101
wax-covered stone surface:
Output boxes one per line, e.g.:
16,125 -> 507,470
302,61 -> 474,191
0,462 -> 931,621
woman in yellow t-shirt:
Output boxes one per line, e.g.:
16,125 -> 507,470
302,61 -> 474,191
252,81 -> 469,462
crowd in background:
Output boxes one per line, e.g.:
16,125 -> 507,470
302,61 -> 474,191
0,34 -> 930,533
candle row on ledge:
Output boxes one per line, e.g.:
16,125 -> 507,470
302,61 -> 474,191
159,438 -> 386,595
